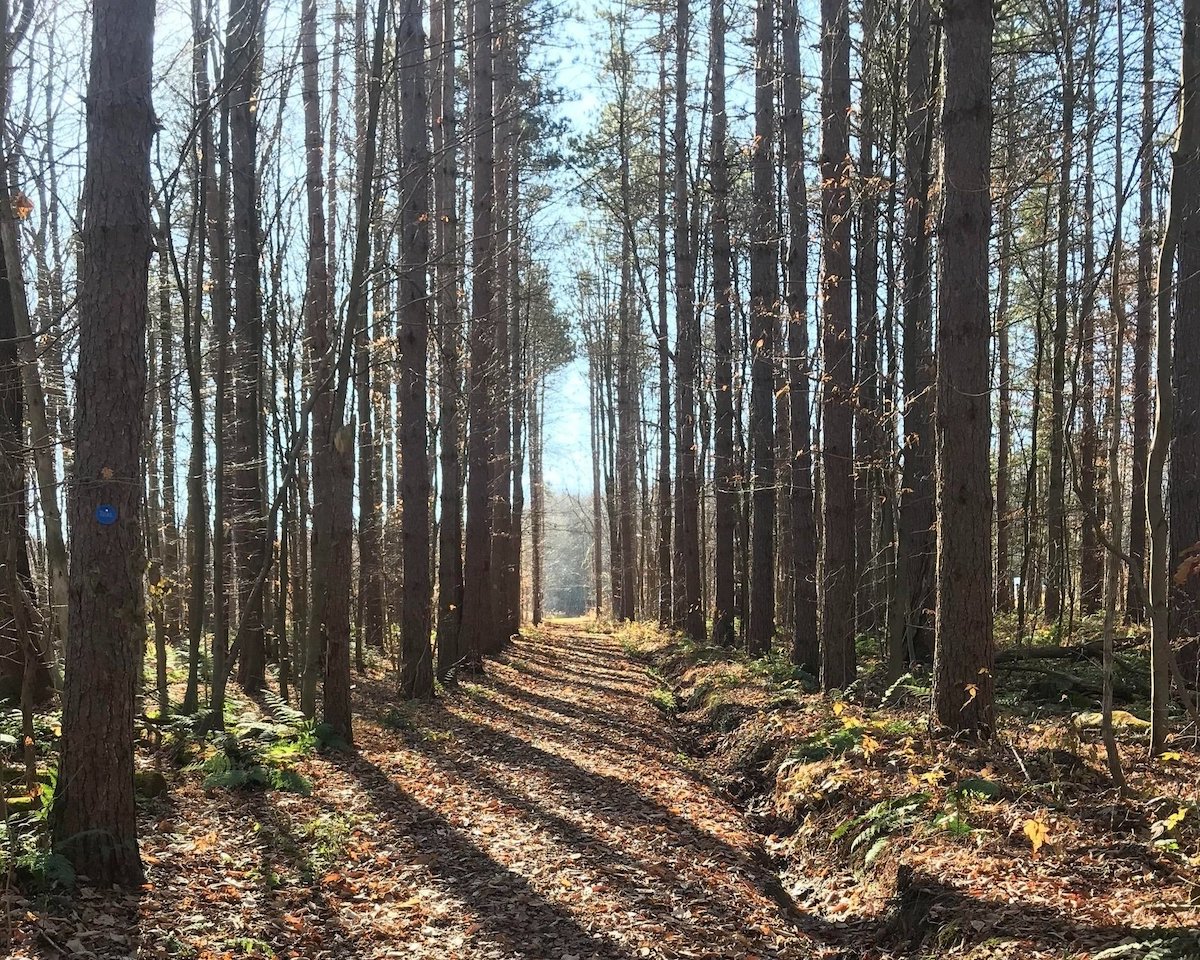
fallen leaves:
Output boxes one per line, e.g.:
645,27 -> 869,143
6,625 -> 815,959
1023,816 -> 1051,855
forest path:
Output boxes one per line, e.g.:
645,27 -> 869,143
315,619 -> 813,959
13,622 -> 820,959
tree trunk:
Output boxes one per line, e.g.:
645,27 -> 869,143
589,327 -> 605,616
1128,0 -> 1155,623
1102,0 -> 1128,786
710,0 -> 736,649
995,61 -> 1015,616
819,0 -> 855,684
1078,7 -> 1102,616
1172,0 -> 1200,642
894,0 -> 936,669
671,0 -> 704,643
782,0 -> 817,671
855,0 -> 881,638
1151,0 -> 1200,752
616,33 -> 638,623
530,367 -> 545,625
459,0 -> 498,665
747,0 -> 777,656
397,0 -> 434,698
932,0 -> 994,737
656,14 -> 673,630
490,0 -> 519,646
433,0 -> 464,677
210,100 -> 234,726
1045,11 -> 1075,624
300,0 -> 339,724
0,198 -> 50,705
182,0 -> 213,714
228,0 -> 268,693
52,0 -> 154,884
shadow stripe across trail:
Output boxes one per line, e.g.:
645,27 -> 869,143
345,621 -> 818,959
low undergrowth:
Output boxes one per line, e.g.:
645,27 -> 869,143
617,620 -> 1200,960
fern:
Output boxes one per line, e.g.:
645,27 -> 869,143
194,733 -> 312,795
882,672 -> 931,707
262,691 -> 308,728
832,792 -> 929,868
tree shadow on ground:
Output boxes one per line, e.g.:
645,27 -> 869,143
496,656 -> 648,706
408,729 -> 805,953
814,867 -> 1182,957
328,750 -> 639,959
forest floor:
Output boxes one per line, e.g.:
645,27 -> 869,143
5,621 -> 819,960
6,620 -> 1200,959
622,621 -> 1200,960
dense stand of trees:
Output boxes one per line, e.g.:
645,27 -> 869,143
1,0 -> 1199,888
573,0 -> 1199,748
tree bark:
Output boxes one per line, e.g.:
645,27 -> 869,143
227,0 -> 268,693
397,0 -> 434,698
855,0 -> 881,638
1128,0 -> 1155,623
1078,6 -> 1102,616
672,0 -> 704,643
995,61 -> 1015,616
1045,9 -> 1075,624
782,0 -> 816,671
1172,0 -> 1200,642
1151,0 -> 1200,752
819,0 -> 855,685
655,17 -> 674,630
894,0 -> 936,669
459,0 -> 498,664
932,0 -> 995,737
747,0 -> 777,656
710,0 -> 737,649
52,0 -> 155,884
433,0 -> 464,678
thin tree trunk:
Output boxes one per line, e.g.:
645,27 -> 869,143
1045,10 -> 1076,624
1078,6 -> 1102,615
459,0 -> 498,664
656,14 -> 674,630
182,0 -> 213,714
747,0 -> 777,656
397,0 -> 434,698
433,0 -> 464,677
1128,0 -> 1155,622
1150,0 -> 1200,752
616,30 -> 638,623
894,0 -> 937,669
588,327 -> 605,616
819,0 -> 855,684
530,361 -> 545,625
855,0 -> 881,638
0,225 -> 63,692
228,0 -> 269,694
782,0 -> 816,670
490,0 -> 519,645
711,0 -> 736,648
995,62 -> 1015,616
1102,0 -> 1128,787
670,1 -> 703,642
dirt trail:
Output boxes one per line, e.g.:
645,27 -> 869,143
10,622 -> 823,959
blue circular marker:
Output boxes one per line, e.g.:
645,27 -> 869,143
96,504 -> 118,526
